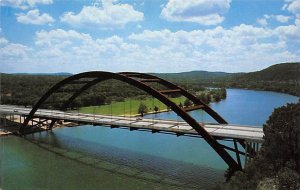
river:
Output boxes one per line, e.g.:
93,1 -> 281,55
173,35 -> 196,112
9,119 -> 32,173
0,89 -> 298,189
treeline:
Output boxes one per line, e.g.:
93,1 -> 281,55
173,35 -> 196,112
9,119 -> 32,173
197,88 -> 227,104
1,63 -> 298,108
0,74 -> 145,108
229,82 -> 299,97
155,63 -> 300,97
202,80 -> 300,97
1,74 -> 225,109
216,101 -> 300,189
0,74 -> 64,106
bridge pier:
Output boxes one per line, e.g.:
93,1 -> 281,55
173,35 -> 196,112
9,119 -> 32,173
244,140 -> 262,167
233,140 -> 242,168
0,114 -> 6,127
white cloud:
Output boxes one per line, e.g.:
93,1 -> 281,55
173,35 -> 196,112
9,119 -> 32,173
27,29 -> 141,72
0,37 -> 9,45
127,24 -> 299,72
257,18 -> 268,26
257,14 -> 291,26
275,15 -> 291,23
16,9 -> 55,25
1,21 -> 300,73
283,0 -> 300,16
0,0 -> 53,9
35,29 -> 92,47
0,37 -> 33,72
0,43 -> 31,57
275,18 -> 300,41
60,0 -> 143,29
161,0 -> 231,25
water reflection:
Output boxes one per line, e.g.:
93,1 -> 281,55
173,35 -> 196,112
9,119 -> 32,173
25,130 -> 225,189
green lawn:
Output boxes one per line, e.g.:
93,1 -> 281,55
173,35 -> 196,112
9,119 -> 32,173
79,96 -> 186,116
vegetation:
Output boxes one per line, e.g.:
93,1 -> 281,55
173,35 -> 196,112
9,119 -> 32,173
223,63 -> 300,97
197,88 -> 226,104
0,73 -> 227,112
155,62 -> 300,97
231,63 -> 300,82
154,106 -> 159,113
79,96 -> 185,116
78,88 -> 226,116
216,101 -> 300,190
184,99 -> 192,107
154,71 -> 232,83
138,102 -> 148,115
0,74 -> 64,107
0,74 -> 147,108
1,62 -> 297,111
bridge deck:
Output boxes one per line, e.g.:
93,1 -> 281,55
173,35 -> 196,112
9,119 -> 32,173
0,105 -> 264,142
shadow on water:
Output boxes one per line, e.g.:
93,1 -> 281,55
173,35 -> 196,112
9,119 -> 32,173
24,130 -> 225,190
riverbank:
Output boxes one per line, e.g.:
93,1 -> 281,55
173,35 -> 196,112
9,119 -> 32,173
0,115 -> 78,136
0,117 -> 20,136
0,128 -> 12,136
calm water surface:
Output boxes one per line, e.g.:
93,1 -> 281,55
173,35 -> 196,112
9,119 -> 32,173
0,89 -> 298,189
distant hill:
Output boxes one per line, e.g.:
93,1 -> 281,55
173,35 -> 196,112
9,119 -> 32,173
0,62 -> 299,105
150,62 -> 299,96
230,63 -> 300,83
153,71 -> 237,82
4,63 -> 299,84
223,62 -> 300,96
11,72 -> 73,76
152,63 -> 299,84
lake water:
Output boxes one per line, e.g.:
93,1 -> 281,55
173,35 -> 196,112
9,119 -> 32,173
0,89 -> 298,189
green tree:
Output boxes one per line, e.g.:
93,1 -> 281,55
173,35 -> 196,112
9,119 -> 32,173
154,106 -> 159,113
138,102 -> 148,116
214,93 -> 221,102
278,166 -> 300,189
179,102 -> 183,108
198,93 -> 208,104
184,99 -> 192,107
221,88 -> 227,98
206,94 -> 211,103
263,102 -> 300,173
217,101 -> 300,189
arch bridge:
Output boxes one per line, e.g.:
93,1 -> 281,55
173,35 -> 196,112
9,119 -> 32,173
1,71 -> 264,173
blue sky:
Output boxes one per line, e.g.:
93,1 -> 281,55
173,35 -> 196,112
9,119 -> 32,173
0,0 -> 300,73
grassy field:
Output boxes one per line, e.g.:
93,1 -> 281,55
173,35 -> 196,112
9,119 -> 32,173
79,96 -> 186,116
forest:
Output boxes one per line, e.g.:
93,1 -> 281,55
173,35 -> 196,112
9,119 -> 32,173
0,62 -> 298,110
0,73 -> 226,111
216,101 -> 300,189
155,62 -> 300,97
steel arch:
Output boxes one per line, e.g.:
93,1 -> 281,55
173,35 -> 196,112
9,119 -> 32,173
20,71 -> 242,171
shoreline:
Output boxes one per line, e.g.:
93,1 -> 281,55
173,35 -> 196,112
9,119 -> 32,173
224,87 -> 299,98
0,116 -> 78,137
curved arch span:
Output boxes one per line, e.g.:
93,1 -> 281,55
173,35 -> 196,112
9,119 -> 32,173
20,71 -> 241,171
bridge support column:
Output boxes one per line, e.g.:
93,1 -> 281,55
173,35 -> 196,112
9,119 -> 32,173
0,114 -> 5,127
4,114 -> 6,127
233,140 -> 242,169
244,140 -> 262,167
